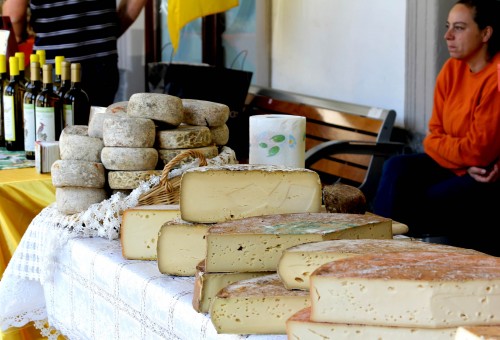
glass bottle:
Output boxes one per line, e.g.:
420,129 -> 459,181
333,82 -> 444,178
53,55 -> 65,92
0,54 -> 8,147
63,63 -> 90,126
36,50 -> 46,78
23,57 -> 43,159
15,52 -> 29,86
56,61 -> 71,100
35,64 -> 63,142
3,56 -> 26,151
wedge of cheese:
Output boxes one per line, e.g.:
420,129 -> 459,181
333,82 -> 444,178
192,260 -> 273,313
120,205 -> 181,260
156,219 -> 211,276
310,251 -> 500,328
205,212 -> 392,273
455,325 -> 500,340
278,239 -> 484,290
287,307 -> 457,340
179,164 -> 322,223
210,273 -> 310,334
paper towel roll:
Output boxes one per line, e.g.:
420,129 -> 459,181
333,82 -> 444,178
249,114 -> 306,168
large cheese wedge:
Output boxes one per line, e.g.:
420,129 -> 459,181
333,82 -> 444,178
455,325 -> 500,340
278,239 -> 484,290
210,273 -> 310,334
310,251 -> 500,328
287,307 -> 457,340
180,164 -> 322,223
205,212 -> 392,273
157,219 -> 212,276
120,205 -> 181,260
192,260 -> 273,313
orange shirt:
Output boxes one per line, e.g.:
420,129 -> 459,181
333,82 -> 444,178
423,53 -> 500,175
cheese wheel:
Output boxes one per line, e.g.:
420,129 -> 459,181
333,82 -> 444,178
156,125 -> 212,149
157,145 -> 218,167
322,183 -> 367,214
107,170 -> 162,189
102,117 -> 156,148
59,125 -> 104,162
51,159 -> 106,188
210,124 -> 229,146
105,101 -> 128,115
56,187 -> 108,215
127,93 -> 183,127
182,98 -> 229,127
101,147 -> 158,170
88,103 -> 128,138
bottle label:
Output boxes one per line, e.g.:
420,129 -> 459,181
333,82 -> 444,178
3,94 -> 15,141
35,106 -> 57,142
24,103 -> 36,152
63,104 -> 73,127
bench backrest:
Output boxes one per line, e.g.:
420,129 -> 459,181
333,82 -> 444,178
245,85 -> 397,186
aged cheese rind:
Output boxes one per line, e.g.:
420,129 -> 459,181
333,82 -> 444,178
127,93 -> 183,127
102,117 -> 156,148
157,145 -> 218,167
455,325 -> 500,339
51,160 -> 106,188
101,147 -> 158,170
210,273 -> 310,334
205,212 -> 392,273
192,260 -> 272,313
182,98 -> 229,127
310,251 -> 500,328
56,187 -> 108,214
156,125 -> 212,149
180,164 -> 323,223
59,125 -> 104,162
209,124 -> 229,145
287,307 -> 457,340
120,205 -> 181,260
278,239 -> 484,290
108,170 -> 162,189
88,103 -> 128,138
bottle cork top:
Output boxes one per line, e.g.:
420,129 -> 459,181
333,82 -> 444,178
42,64 -> 53,84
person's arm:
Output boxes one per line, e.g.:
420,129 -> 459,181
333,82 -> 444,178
2,0 -> 29,43
116,0 -> 148,38
468,159 -> 500,183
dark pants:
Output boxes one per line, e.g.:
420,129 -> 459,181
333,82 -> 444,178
80,55 -> 119,108
373,153 -> 499,256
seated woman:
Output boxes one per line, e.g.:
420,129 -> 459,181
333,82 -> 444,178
373,0 -> 500,256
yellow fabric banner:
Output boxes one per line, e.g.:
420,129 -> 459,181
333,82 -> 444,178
167,0 -> 239,52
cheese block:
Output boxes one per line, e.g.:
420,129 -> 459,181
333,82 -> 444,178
101,147 -> 158,171
120,205 -> 181,260
182,98 -> 229,127
210,273 -> 310,334
108,170 -> 162,190
59,125 -> 104,162
51,160 -> 106,188
156,125 -> 212,149
205,212 -> 392,273
88,103 -> 127,138
322,183 -> 366,214
157,219 -> 212,276
278,239 -> 484,290
209,124 -> 229,146
455,326 -> 500,339
127,93 -> 183,127
287,307 -> 457,340
157,145 -> 218,167
56,187 -> 108,215
192,260 -> 273,313
180,164 -> 323,223
310,251 -> 500,328
102,117 -> 156,148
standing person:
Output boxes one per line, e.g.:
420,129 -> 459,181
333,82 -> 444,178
2,0 -> 147,110
373,0 -> 500,255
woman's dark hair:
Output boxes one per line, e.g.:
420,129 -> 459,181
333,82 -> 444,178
456,0 -> 500,57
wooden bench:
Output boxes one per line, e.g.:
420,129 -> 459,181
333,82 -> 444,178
244,85 -> 406,206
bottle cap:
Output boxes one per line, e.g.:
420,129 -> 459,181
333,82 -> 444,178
9,56 -> 19,76
36,50 -> 46,66
0,54 -> 6,73
15,52 -> 25,71
30,54 -> 39,63
55,56 -> 65,75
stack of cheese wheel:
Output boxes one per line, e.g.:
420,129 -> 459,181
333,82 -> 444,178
155,99 -> 230,168
88,101 -> 128,139
51,125 -> 107,214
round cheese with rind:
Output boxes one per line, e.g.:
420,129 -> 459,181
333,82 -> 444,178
182,99 -> 229,127
101,147 -> 158,170
209,124 -> 229,145
59,125 -> 104,162
156,125 -> 212,149
102,117 -> 156,148
88,103 -> 128,138
127,93 -> 183,127
56,187 -> 108,215
158,145 -> 218,167
51,159 -> 106,188
108,170 -> 162,189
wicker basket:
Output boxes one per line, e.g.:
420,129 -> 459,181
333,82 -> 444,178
137,149 -> 208,206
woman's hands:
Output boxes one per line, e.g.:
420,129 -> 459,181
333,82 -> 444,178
468,160 -> 500,183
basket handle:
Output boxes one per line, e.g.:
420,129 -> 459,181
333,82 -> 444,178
159,149 -> 209,191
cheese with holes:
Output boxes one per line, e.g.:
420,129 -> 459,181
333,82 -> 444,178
156,125 -> 212,149
455,326 -> 500,340
278,239 -> 484,290
157,145 -> 218,167
59,125 -> 103,162
108,170 -> 162,189
210,273 -> 310,334
51,159 -> 106,188
180,164 -> 322,223
157,219 -> 212,276
101,147 -> 158,170
120,205 -> 181,260
128,93 -> 183,127
209,124 -> 229,145
310,251 -> 500,328
286,308 -> 457,340
56,187 -> 108,214
205,212 -> 392,273
102,117 -> 156,148
192,260 -> 273,313
182,98 -> 229,127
